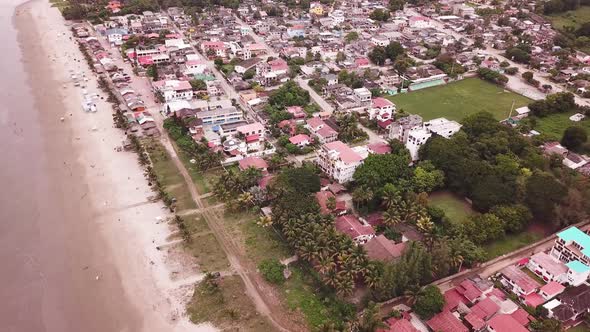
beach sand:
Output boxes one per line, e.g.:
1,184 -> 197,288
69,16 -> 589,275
4,0 -> 216,331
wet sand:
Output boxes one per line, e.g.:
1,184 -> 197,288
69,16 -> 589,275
0,1 -> 214,331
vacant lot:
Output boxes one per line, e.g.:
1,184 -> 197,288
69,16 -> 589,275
535,112 -> 590,141
429,191 -> 474,224
387,78 -> 532,122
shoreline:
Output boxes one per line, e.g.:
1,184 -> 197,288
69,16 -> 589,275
13,0 -> 215,331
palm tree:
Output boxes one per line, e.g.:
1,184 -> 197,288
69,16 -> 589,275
355,302 -> 387,332
382,208 -> 402,227
237,192 -> 254,209
380,184 -> 399,209
316,251 -> 337,275
451,251 -> 465,272
257,215 -> 273,228
404,285 -> 422,306
353,186 -> 374,210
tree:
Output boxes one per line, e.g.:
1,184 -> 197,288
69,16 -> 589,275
345,31 -> 359,43
522,71 -> 534,82
490,204 -> 533,233
525,171 -> 566,221
353,153 -> 413,194
355,302 -> 387,332
369,9 -> 390,22
146,64 -> 159,80
189,79 -> 206,91
561,126 -> 587,150
214,57 -> 224,68
412,162 -> 445,193
462,213 -> 505,244
242,67 -> 256,80
385,41 -> 405,62
258,259 -> 286,284
353,186 -> 374,209
414,285 -> 445,319
529,318 -> 563,332
369,46 -> 387,66
389,0 -> 405,11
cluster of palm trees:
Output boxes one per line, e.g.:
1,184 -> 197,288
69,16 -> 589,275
212,167 -> 263,211
276,212 -> 377,296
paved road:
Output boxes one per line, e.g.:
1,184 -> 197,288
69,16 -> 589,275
234,15 -> 278,58
295,76 -> 335,113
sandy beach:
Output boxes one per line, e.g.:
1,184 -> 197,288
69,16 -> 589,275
1,0 -> 215,331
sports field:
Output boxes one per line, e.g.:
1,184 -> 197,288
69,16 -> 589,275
387,78 -> 532,122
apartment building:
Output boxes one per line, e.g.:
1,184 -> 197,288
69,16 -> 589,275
389,114 -> 423,143
317,141 -> 365,183
153,80 -> 193,101
197,106 -> 242,125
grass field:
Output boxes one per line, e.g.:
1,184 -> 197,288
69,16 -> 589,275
387,78 -> 532,122
534,112 -> 590,141
569,324 -> 590,332
428,191 -> 474,224
484,232 -> 543,260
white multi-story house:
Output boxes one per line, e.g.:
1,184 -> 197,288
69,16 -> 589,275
153,80 -> 193,101
353,87 -> 372,105
527,252 -> 568,283
197,106 -> 242,125
389,114 -> 423,143
317,141 -> 365,183
368,97 -> 396,121
237,122 -> 265,138
329,9 -> 345,24
550,226 -> 590,285
424,118 -> 462,139
405,128 -> 431,161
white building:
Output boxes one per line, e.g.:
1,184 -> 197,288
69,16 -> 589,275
389,114 -> 423,143
369,97 -> 395,121
317,141 -> 365,183
153,80 -> 193,101
527,252 -> 568,283
198,106 -> 243,125
353,87 -> 372,105
424,117 -> 462,138
405,128 -> 431,161
550,226 -> 590,286
329,9 -> 346,24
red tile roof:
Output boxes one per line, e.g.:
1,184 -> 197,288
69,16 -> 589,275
487,314 -> 529,332
500,265 -> 540,294
324,141 -> 363,163
380,317 -> 419,332
464,312 -> 485,330
470,297 -> 499,320
335,215 -> 375,240
372,97 -> 394,109
456,279 -> 483,303
510,308 -> 531,327
363,235 -> 406,262
443,289 -> 467,312
238,156 -> 268,170
523,292 -> 545,307
367,142 -> 392,155
246,134 -> 260,143
289,134 -> 310,145
427,311 -> 468,332
540,281 -> 566,297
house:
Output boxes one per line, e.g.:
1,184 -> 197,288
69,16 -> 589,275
389,114 -> 423,143
539,281 -> 566,300
353,87 -> 372,105
498,265 -> 541,297
315,191 -> 346,215
409,16 -> 432,29
306,117 -> 338,144
546,284 -> 590,323
379,316 -> 419,332
105,28 -> 128,44
286,106 -> 306,120
309,2 -> 325,16
153,80 -> 193,101
487,314 -> 529,332
369,97 -> 396,121
317,141 -> 365,183
363,235 -> 407,262
527,252 -> 568,283
237,122 -> 264,138
289,134 -> 311,147
238,156 -> 268,172
550,226 -> 590,270
367,142 -> 391,155
427,311 -> 469,332
197,106 -> 242,125
405,128 -> 432,161
424,118 -> 461,138
334,215 -> 375,244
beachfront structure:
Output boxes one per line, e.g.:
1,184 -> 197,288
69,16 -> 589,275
153,80 -> 193,101
389,114 -> 423,143
550,226 -> 590,285
197,106 -> 242,125
424,117 -> 462,139
405,127 -> 431,161
317,141 -> 365,183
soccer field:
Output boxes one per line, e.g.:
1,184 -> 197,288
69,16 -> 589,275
386,78 -> 532,122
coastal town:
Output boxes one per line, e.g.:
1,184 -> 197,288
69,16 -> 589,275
38,0 -> 590,330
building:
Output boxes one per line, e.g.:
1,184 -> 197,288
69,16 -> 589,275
289,134 -> 311,147
427,311 -> 468,332
317,141 -> 365,183
499,265 -> 541,297
238,156 -> 268,172
405,128 -> 432,161
237,122 -> 264,138
334,215 -> 375,244
550,226 -> 590,281
353,87 -> 372,105
153,80 -> 193,101
363,235 -> 406,262
369,97 -> 396,121
306,117 -> 338,144
487,314 -> 529,332
389,114 -> 423,143
546,284 -> 590,323
527,252 -> 568,283
424,118 -> 462,138
197,106 -> 242,125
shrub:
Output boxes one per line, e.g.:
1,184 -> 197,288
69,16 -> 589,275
258,259 -> 285,284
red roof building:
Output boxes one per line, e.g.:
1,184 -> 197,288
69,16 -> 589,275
238,156 -> 268,171
363,235 -> 407,262
470,297 -> 500,320
443,288 -> 468,312
499,265 -> 541,296
315,191 -> 346,215
379,317 -> 419,332
510,308 -> 532,327
540,281 -> 566,299
523,292 -> 545,307
464,312 -> 486,331
427,311 -> 468,332
487,314 -> 529,332
289,134 -> 311,147
335,215 -> 375,244
456,279 -> 483,303
367,142 -> 392,155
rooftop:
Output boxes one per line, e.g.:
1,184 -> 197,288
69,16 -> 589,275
566,260 -> 590,273
500,265 -> 541,294
557,227 -> 590,257
488,314 -> 528,332
324,141 -> 364,164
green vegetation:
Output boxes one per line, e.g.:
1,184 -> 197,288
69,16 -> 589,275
546,5 -> 590,31
568,324 -> 590,332
535,112 -> 590,140
387,78 -> 531,121
428,192 -> 474,224
258,259 -> 286,284
187,274 -> 273,331
483,229 -> 543,259
414,285 -> 445,320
